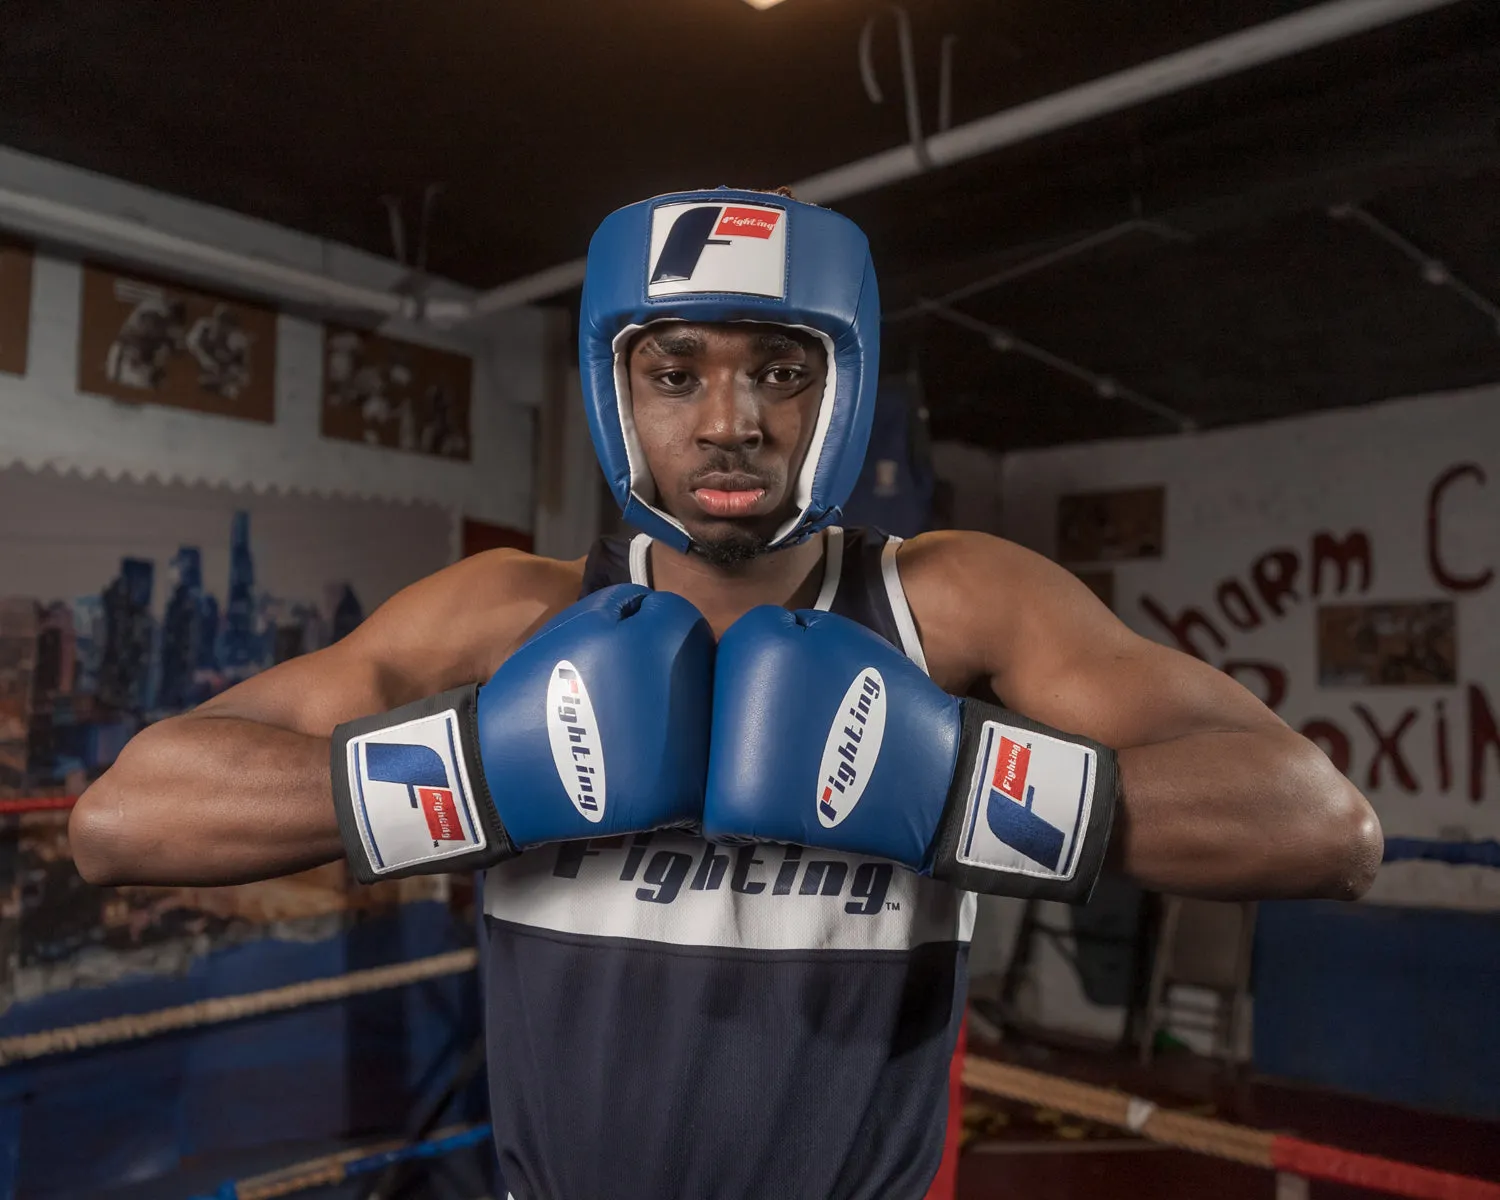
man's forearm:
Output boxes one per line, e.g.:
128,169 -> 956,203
1109,727 -> 1383,900
70,713 -> 344,887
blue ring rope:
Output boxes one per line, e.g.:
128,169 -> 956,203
194,1123 -> 492,1200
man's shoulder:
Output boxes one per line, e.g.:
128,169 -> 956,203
348,549 -> 589,684
426,548 -> 589,639
894,529 -> 1037,585
890,530 -> 1059,690
444,546 -> 587,601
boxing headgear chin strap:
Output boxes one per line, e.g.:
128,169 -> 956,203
579,187 -> 881,555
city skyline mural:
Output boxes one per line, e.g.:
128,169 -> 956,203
0,465 -> 455,1002
4,508 -> 366,796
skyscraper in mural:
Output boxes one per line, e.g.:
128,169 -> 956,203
331,584 -> 363,643
158,547 -> 206,710
222,510 -> 257,668
97,558 -> 154,713
4,508 -> 364,791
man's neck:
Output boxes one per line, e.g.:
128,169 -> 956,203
647,532 -> 829,636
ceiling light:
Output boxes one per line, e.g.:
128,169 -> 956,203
742,0 -> 791,9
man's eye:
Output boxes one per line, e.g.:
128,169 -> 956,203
656,370 -> 692,389
764,366 -> 804,386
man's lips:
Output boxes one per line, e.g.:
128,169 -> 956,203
693,488 -> 767,517
689,473 -> 772,518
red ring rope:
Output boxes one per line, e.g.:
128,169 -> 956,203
1272,1135 -> 1500,1200
0,796 -> 78,815
3,795 -> 1496,1199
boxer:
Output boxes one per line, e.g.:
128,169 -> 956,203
71,188 -> 1383,1200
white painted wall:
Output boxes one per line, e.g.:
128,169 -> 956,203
533,367 -> 605,562
0,147 -> 540,533
941,384 -> 1500,1045
929,441 -> 1008,534
997,385 -> 1500,911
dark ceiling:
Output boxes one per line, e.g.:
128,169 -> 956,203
2,0 -> 1497,452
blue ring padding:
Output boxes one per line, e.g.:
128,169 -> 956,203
1382,837 -> 1500,868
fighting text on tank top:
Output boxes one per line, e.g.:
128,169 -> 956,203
484,830 -> 970,951
479,528 -> 975,1200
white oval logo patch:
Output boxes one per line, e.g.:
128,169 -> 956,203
546,660 -> 606,823
815,668 -> 886,828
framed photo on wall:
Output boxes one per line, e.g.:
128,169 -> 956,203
1317,600 -> 1457,687
1056,486 -> 1165,563
0,239 -> 34,377
321,327 -> 472,461
76,265 -> 277,421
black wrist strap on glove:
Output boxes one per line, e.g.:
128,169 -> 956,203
331,683 -> 515,884
928,699 -> 1119,903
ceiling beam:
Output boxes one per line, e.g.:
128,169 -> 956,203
460,0 -> 1473,319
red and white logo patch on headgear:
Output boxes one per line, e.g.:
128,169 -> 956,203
646,202 -> 787,300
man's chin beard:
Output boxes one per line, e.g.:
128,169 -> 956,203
687,523 -> 773,568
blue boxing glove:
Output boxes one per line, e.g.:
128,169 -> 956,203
332,584 -> 713,883
703,607 -> 1119,902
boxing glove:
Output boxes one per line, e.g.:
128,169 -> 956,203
333,584 -> 714,882
703,607 -> 1118,902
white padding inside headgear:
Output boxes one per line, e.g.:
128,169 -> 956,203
610,319 -> 839,547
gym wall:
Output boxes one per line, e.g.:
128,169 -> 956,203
0,151 -> 551,1196
940,385 -> 1500,1119
0,145 -> 542,532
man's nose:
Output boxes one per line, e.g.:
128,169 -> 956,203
694,374 -> 763,452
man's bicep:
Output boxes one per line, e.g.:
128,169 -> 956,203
988,552 -> 1285,749
1010,635 -> 1287,750
194,551 -> 547,735
193,643 -> 401,736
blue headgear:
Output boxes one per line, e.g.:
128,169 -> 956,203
579,187 -> 880,554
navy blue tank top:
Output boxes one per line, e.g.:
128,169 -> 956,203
480,528 -> 974,1200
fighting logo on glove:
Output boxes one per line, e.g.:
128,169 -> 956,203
704,607 -> 1118,904
333,588 -> 1117,903
957,721 -> 1098,880
331,583 -> 714,883
815,667 -> 886,828
343,710 -> 490,874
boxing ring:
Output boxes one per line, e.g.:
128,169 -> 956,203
3,793 -> 1495,1199
3,948 -> 1497,1199
5,948 -> 1494,1200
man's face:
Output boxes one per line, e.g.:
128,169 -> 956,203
627,321 -> 827,566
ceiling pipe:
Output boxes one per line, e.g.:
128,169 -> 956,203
434,257 -> 599,323
1329,202 -> 1500,335
858,6 -> 934,171
793,0 -> 1467,205
454,0 -> 1467,321
918,299 -> 1196,432
884,217 -> 1191,323
0,182 -> 417,321
0,0 -> 1468,327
